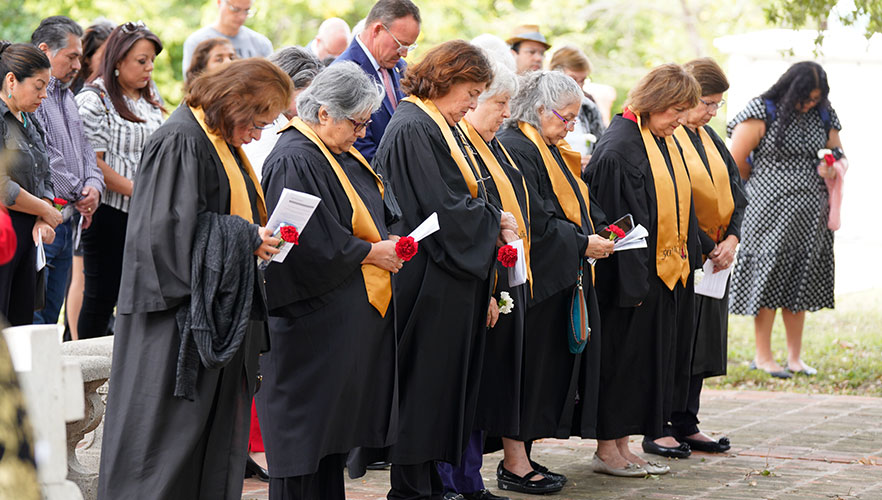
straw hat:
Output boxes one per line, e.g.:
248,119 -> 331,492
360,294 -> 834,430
506,25 -> 551,50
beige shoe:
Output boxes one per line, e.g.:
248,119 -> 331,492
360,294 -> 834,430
591,454 -> 648,477
642,461 -> 670,475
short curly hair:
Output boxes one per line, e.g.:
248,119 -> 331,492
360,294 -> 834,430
625,63 -> 700,122
400,40 -> 493,100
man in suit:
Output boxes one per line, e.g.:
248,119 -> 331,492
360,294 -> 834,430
333,0 -> 420,163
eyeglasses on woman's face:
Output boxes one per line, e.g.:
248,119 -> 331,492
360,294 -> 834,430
699,97 -> 725,111
348,117 -> 373,133
552,109 -> 576,130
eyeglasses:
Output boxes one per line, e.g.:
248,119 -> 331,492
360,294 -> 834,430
381,24 -> 418,55
348,117 -> 373,133
252,119 -> 274,131
224,1 -> 257,17
552,109 -> 575,129
699,98 -> 725,111
121,21 -> 146,34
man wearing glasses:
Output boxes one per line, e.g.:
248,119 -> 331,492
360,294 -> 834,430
334,0 -> 421,163
181,0 -> 273,75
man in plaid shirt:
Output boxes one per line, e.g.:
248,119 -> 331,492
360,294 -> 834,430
31,16 -> 105,325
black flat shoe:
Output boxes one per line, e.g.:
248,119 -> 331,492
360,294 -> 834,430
529,459 -> 567,484
749,360 -> 792,379
365,461 -> 391,470
245,457 -> 269,482
641,439 -> 691,459
679,435 -> 730,453
496,462 -> 563,495
462,489 -> 511,500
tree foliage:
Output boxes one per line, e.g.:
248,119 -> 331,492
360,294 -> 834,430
764,0 -> 882,39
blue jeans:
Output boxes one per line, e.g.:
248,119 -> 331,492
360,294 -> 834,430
34,219 -> 73,325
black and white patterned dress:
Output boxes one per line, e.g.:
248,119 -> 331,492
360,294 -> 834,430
727,97 -> 841,315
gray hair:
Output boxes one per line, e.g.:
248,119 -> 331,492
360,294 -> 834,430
471,34 -> 516,72
31,16 -> 83,55
297,61 -> 384,124
479,59 -> 518,103
268,46 -> 322,90
506,70 -> 583,131
365,0 -> 421,26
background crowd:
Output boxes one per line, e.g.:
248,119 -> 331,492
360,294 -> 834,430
0,0 -> 846,499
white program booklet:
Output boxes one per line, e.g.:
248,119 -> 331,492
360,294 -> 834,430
507,238 -> 527,287
694,258 -> 733,299
408,212 -> 440,241
266,188 -> 321,264
35,229 -> 46,271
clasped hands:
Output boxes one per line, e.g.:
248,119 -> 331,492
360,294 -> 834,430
497,211 -> 519,247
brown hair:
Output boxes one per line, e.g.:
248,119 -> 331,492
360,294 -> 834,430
186,58 -> 293,143
549,45 -> 592,73
97,23 -> 165,122
185,37 -> 234,88
683,57 -> 729,96
625,63 -> 700,122
401,40 -> 492,100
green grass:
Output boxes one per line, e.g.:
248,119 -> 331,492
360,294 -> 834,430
706,288 -> 882,397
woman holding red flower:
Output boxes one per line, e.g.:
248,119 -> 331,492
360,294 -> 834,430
0,42 -> 60,325
257,62 -> 400,500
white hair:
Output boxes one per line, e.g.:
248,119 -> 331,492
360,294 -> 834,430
506,70 -> 583,132
479,60 -> 518,103
471,33 -> 516,72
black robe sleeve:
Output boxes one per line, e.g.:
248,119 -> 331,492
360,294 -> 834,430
377,113 -> 500,281
499,128 -> 587,304
117,131 -> 209,314
261,135 -> 375,314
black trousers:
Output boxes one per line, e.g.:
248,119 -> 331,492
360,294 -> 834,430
78,204 -> 127,339
670,373 -> 704,437
269,453 -> 346,500
389,462 -> 444,500
0,211 -> 36,325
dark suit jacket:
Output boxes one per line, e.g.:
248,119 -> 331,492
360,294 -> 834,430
333,36 -> 407,163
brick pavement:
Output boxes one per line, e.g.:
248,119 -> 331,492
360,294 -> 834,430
242,390 -> 882,499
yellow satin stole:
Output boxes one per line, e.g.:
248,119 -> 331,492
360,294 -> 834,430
673,126 -> 734,244
635,113 -> 692,289
401,96 -> 480,198
190,105 -> 267,224
279,117 -> 392,317
459,119 -> 533,294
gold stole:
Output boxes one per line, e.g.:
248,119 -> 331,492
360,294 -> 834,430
459,119 -> 533,294
673,126 -> 734,244
190,105 -> 267,224
401,96 -> 480,198
517,122 -> 593,232
280,117 -> 392,317
635,113 -> 692,289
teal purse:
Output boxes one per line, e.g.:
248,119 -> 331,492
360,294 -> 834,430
568,261 -> 591,354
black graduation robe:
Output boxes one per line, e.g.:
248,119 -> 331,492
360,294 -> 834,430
496,126 -> 603,441
461,134 -> 530,438
583,115 -> 703,441
682,125 -> 748,379
373,100 -> 500,465
256,127 -> 398,480
98,105 -> 267,500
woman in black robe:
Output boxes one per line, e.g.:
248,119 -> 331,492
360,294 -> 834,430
584,63 -> 707,476
97,60 -> 291,500
668,58 -> 747,453
373,41 -> 518,500
495,70 -> 614,491
256,62 -> 399,500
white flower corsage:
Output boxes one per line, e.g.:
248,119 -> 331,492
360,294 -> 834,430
498,291 -> 514,315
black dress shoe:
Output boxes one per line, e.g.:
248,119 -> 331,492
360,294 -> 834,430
462,489 -> 510,500
244,457 -> 269,482
679,435 -> 731,453
641,439 -> 691,459
366,461 -> 391,470
443,493 -> 465,500
529,459 -> 567,484
496,462 -> 563,495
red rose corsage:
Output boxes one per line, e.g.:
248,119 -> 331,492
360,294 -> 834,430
497,244 -> 518,268
53,197 -> 68,211
395,236 -> 418,261
279,225 -> 299,245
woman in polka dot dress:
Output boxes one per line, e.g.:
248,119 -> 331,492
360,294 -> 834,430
727,61 -> 844,378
